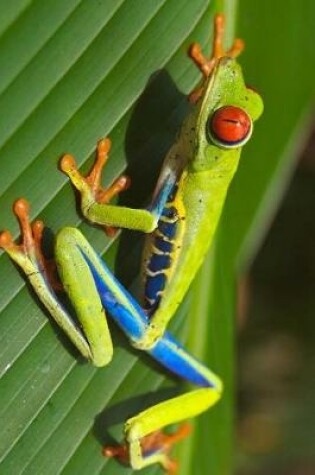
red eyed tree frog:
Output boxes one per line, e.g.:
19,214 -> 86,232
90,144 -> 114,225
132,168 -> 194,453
0,14 -> 263,474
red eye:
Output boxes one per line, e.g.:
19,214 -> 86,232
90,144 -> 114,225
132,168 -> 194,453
209,106 -> 252,147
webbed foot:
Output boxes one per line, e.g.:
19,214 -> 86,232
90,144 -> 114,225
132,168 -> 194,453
189,13 -> 244,103
60,138 -> 130,236
0,199 -> 61,289
103,423 -> 191,474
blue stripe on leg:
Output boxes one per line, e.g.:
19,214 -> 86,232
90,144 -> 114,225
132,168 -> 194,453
149,333 -> 215,388
80,249 -> 148,341
79,249 -> 215,390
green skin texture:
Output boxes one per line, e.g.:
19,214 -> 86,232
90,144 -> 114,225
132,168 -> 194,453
3,57 -> 263,471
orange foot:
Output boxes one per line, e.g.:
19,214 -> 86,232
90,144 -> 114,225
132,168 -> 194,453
103,424 -> 191,474
0,199 -> 61,290
60,138 -> 130,237
189,13 -> 244,103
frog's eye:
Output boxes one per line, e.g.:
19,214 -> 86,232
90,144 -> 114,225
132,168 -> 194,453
208,105 -> 252,148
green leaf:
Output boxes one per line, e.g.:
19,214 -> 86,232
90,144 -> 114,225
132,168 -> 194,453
0,2 -> 237,475
2,0 -> 313,474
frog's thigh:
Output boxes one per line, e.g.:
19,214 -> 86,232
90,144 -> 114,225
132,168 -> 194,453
55,227 -> 113,367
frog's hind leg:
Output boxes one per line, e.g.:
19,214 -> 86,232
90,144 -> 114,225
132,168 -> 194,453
0,199 -> 92,361
0,199 -> 113,366
103,331 -> 223,472
56,226 -> 223,473
104,424 -> 191,474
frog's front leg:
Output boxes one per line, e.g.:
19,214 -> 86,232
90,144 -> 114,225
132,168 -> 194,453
60,138 -> 175,234
0,200 -> 113,367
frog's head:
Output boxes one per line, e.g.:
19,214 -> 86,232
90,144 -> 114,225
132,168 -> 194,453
187,14 -> 263,174
191,57 -> 263,173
